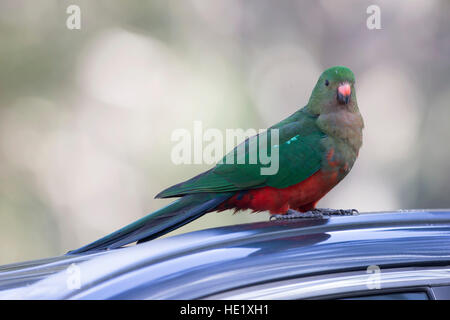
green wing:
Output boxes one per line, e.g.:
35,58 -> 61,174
156,109 -> 326,198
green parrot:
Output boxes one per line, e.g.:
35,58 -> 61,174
69,66 -> 364,254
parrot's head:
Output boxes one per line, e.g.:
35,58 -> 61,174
307,66 -> 358,115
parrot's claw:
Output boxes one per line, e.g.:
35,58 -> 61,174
314,208 -> 359,216
269,208 -> 359,221
270,209 -> 324,220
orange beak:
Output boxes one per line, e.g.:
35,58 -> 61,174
337,83 -> 351,104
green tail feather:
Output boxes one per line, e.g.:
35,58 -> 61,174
67,192 -> 233,255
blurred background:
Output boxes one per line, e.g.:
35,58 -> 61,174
0,0 -> 449,264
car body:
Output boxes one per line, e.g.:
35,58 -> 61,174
0,210 -> 450,299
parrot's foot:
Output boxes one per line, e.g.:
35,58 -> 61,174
270,209 -> 324,220
313,208 -> 359,216
269,208 -> 358,221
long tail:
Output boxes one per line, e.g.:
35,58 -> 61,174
67,192 -> 233,255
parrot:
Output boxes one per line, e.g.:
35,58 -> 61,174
68,66 -> 364,254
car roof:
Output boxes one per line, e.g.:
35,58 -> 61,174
1,210 -> 450,299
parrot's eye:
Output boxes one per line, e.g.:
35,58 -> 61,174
325,79 -> 329,86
